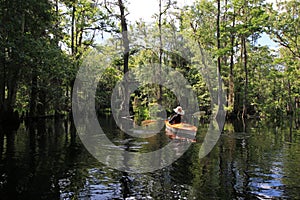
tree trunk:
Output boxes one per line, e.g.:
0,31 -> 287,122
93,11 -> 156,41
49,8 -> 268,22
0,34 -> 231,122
7,64 -> 18,108
228,11 -> 236,117
0,51 -> 5,107
29,70 -> 38,117
157,0 -> 164,104
38,85 -> 46,117
217,0 -> 223,112
71,2 -> 76,57
118,0 -> 129,74
118,0 -> 130,116
69,1 -> 76,113
216,0 -> 225,130
242,36 -> 248,118
0,51 -> 6,122
287,78 -> 293,115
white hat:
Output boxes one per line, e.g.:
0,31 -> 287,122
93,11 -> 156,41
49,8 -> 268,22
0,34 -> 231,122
173,106 -> 184,115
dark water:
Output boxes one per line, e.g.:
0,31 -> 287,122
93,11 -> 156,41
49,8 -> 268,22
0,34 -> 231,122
0,116 -> 299,200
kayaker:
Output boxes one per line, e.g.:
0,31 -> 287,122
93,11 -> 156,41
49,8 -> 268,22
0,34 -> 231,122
168,106 -> 185,125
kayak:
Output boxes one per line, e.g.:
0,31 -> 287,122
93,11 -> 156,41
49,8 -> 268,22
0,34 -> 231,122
141,119 -> 158,126
165,120 -> 197,140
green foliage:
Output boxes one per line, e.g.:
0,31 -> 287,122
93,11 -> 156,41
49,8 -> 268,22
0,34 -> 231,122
1,0 -> 299,121
96,67 -> 122,109
267,0 -> 300,59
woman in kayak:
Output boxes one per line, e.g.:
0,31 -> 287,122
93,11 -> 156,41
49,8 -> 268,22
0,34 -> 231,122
168,106 -> 185,125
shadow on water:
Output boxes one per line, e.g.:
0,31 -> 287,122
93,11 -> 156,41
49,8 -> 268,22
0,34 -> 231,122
0,116 -> 299,199
0,117 -> 95,200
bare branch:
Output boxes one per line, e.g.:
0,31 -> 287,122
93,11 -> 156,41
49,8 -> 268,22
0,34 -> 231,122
273,31 -> 300,59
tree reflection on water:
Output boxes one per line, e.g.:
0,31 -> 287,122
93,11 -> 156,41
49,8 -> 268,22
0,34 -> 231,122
0,116 -> 299,199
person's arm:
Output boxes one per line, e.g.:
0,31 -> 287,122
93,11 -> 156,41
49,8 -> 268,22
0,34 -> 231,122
169,114 -> 177,124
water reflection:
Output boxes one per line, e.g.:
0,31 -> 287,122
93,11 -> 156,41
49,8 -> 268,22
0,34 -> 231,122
0,117 -> 299,199
249,161 -> 285,198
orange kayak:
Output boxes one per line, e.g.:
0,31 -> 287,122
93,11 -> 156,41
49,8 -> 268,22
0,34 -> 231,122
165,120 -> 197,140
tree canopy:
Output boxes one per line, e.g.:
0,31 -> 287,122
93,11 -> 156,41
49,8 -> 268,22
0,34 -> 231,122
0,0 -> 299,124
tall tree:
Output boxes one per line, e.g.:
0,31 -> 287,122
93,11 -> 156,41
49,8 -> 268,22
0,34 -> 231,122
227,7 -> 237,117
59,0 -> 113,112
267,0 -> 300,119
0,0 -> 60,119
216,0 -> 225,122
118,0 -> 129,74
154,0 -> 174,104
104,0 -> 129,74
232,0 -> 269,118
104,0 -> 131,117
268,0 -> 300,59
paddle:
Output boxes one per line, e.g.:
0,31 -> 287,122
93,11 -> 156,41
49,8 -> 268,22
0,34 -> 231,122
192,111 -> 206,118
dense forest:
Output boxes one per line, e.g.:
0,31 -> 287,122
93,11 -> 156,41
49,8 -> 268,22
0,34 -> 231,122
0,0 -> 299,125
